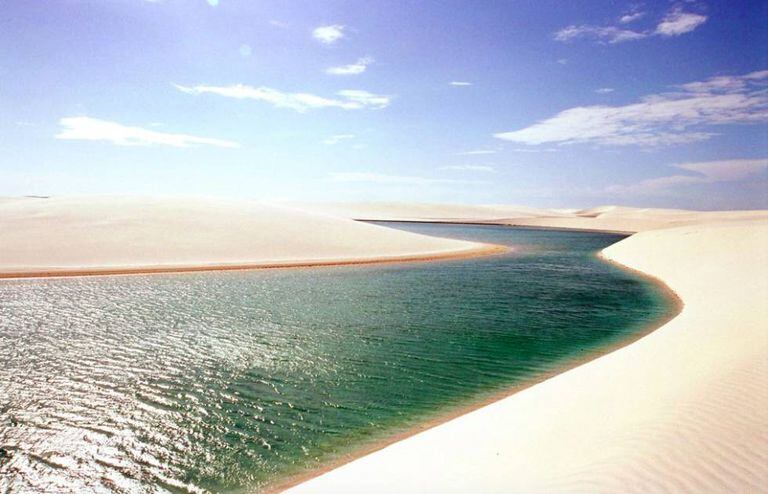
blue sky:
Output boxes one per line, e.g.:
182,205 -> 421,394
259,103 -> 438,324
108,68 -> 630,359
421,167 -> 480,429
1,0 -> 767,209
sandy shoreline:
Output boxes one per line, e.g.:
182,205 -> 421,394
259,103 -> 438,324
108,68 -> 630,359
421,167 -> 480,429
0,197 -> 503,279
287,210 -> 768,493
367,219 -> 638,235
0,244 -> 508,280
269,264 -> 682,493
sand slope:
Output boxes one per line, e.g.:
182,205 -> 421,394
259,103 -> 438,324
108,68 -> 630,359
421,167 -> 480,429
0,197 -> 495,277
298,201 -> 768,233
509,206 -> 768,232
288,218 -> 768,493
289,202 -> 572,222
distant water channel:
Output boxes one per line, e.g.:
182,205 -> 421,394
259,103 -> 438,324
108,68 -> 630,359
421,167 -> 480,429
0,223 -> 674,493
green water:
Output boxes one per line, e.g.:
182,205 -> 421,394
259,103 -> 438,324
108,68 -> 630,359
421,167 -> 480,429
0,223 -> 673,493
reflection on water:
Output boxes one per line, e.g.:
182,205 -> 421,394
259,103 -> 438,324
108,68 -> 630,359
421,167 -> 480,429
0,224 -> 672,492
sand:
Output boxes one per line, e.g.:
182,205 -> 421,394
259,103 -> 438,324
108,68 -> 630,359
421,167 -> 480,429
507,206 -> 768,233
286,201 -> 573,223
302,201 -> 768,232
287,207 -> 768,493
4,197 -> 767,491
0,196 -> 500,278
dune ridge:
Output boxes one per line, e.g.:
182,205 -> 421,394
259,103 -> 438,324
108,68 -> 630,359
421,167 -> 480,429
287,208 -> 768,493
302,201 -> 768,232
0,197 -> 501,278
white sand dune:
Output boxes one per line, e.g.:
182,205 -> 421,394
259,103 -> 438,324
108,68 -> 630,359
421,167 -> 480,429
288,201 -> 572,222
287,207 -> 768,493
0,196 -> 497,278
509,206 -> 768,232
299,201 -> 768,232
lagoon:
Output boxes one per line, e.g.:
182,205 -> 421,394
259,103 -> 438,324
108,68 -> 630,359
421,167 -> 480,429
0,224 -> 673,493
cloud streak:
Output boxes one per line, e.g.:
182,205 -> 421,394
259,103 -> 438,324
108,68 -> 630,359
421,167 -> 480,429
176,84 -> 391,112
655,9 -> 708,36
494,70 -> 768,147
554,25 -> 647,44
619,11 -> 645,24
457,149 -> 496,155
440,165 -> 495,172
322,134 -> 355,145
555,7 -> 706,44
328,172 -> 482,185
313,25 -> 345,44
607,158 -> 768,195
326,57 -> 373,75
55,116 -> 238,148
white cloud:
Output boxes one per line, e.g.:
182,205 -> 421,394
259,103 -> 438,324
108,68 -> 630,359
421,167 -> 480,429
676,158 -> 768,181
449,81 -> 472,86
509,147 -> 557,153
457,149 -> 497,155
440,165 -> 495,172
554,25 -> 647,44
328,172 -> 478,185
655,9 -> 708,36
494,70 -> 768,147
55,116 -> 238,148
746,69 -> 768,80
313,25 -> 345,44
269,20 -> 288,28
336,89 -> 391,108
239,44 -> 252,57
619,11 -> 645,24
555,7 -> 706,44
175,84 -> 391,112
326,57 -> 373,75
607,158 -> 768,195
677,70 -> 768,93
595,87 -> 615,94
323,134 -> 355,145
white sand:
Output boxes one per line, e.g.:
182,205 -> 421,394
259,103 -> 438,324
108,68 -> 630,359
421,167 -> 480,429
0,196 -> 496,277
509,206 -> 768,233
287,207 -> 768,493
288,201 -> 572,222
301,201 -> 768,232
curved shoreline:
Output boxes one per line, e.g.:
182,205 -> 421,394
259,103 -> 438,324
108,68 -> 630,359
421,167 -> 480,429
0,244 -> 509,280
0,197 -> 505,281
268,240 -> 682,493
286,219 -> 768,493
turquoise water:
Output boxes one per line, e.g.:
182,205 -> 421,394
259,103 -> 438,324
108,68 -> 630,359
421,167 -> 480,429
0,224 -> 674,493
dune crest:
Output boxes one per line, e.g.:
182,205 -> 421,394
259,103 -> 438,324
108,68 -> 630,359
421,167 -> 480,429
302,201 -> 768,232
0,197 -> 498,278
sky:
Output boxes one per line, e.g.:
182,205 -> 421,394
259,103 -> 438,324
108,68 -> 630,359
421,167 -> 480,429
1,0 -> 767,209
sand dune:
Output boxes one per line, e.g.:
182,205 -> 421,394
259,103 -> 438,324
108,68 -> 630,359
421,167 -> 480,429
287,211 -> 768,493
510,206 -> 768,232
0,196 -> 498,278
288,201 -> 572,222
299,201 -> 768,233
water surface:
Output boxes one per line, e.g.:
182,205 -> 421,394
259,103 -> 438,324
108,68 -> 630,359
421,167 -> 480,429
0,224 -> 673,493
